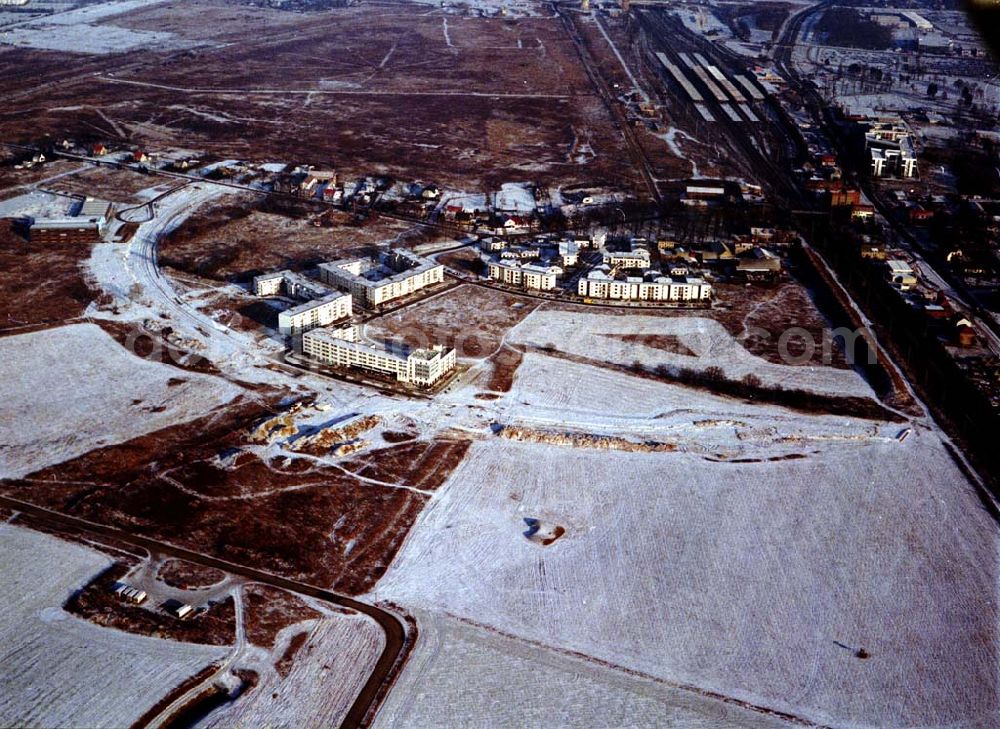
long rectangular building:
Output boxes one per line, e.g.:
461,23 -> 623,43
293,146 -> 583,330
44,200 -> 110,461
319,250 -> 444,308
277,292 -> 352,335
706,65 -> 746,103
252,270 -> 330,300
302,326 -> 456,386
579,269 -> 711,302
734,74 -> 766,101
656,53 -> 704,102
29,197 -> 112,244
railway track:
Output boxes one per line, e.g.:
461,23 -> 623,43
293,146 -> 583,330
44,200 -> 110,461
636,8 -> 805,204
554,4 -> 662,202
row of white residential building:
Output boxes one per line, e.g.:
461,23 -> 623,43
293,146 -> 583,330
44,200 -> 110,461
302,325 -> 456,386
277,292 -> 353,335
578,268 -> 712,302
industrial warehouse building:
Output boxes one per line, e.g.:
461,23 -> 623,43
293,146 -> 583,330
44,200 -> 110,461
578,267 -> 712,302
318,250 -> 444,308
278,292 -> 353,335
302,325 -> 456,386
487,259 -> 562,290
29,197 -> 112,244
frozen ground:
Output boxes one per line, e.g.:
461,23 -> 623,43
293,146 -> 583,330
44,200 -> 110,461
0,0 -> 190,54
506,309 -> 875,399
204,608 -> 384,728
402,0 -> 548,18
492,181 -> 536,213
378,610 -> 790,728
46,0 -> 168,24
1,23 -> 183,54
0,322 -> 243,479
375,346 -> 998,727
374,426 -> 998,727
0,190 -> 75,218
486,351 -> 890,450
0,523 -> 225,728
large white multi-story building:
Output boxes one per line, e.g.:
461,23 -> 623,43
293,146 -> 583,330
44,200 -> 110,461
578,268 -> 711,302
302,326 -> 456,386
277,292 -> 353,335
487,259 -> 562,290
318,250 -> 444,308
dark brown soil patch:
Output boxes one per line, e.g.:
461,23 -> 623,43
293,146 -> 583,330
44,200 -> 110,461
158,559 -> 226,589
0,221 -> 93,334
243,584 -> 321,649
609,333 -> 696,357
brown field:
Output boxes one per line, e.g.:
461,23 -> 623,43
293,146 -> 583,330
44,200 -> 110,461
0,1 -> 643,193
0,392 -> 457,593
367,283 -> 538,359
0,158 -> 81,197
45,164 -> 172,203
157,559 -> 227,589
0,222 -> 94,334
610,333 -> 697,357
243,584 -> 322,649
158,197 -> 429,283
484,344 -> 524,393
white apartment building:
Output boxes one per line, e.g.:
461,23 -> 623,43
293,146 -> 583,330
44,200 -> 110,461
602,247 -> 651,270
487,259 -> 562,290
253,271 -> 287,296
278,292 -> 353,335
302,326 -> 456,386
318,250 -> 444,307
578,269 -> 712,302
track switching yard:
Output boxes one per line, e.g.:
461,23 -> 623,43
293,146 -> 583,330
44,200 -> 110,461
3,0 -> 1000,727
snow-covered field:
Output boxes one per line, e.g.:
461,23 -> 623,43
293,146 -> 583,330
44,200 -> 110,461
0,0 -> 190,54
205,609 -> 384,728
377,610 -> 788,728
0,323 -> 243,479
507,309 -> 875,399
0,523 -> 225,728
375,370 -> 999,726
1,23 -> 181,54
0,191 -> 75,218
492,181 -> 536,213
489,352 -> 891,452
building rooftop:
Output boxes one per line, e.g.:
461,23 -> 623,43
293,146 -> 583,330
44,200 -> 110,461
282,291 -> 351,318
320,250 -> 440,289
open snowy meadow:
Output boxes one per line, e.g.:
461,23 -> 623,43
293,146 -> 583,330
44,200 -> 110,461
376,610 -> 790,728
375,351 -> 999,727
508,309 -> 875,399
0,323 -> 243,479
